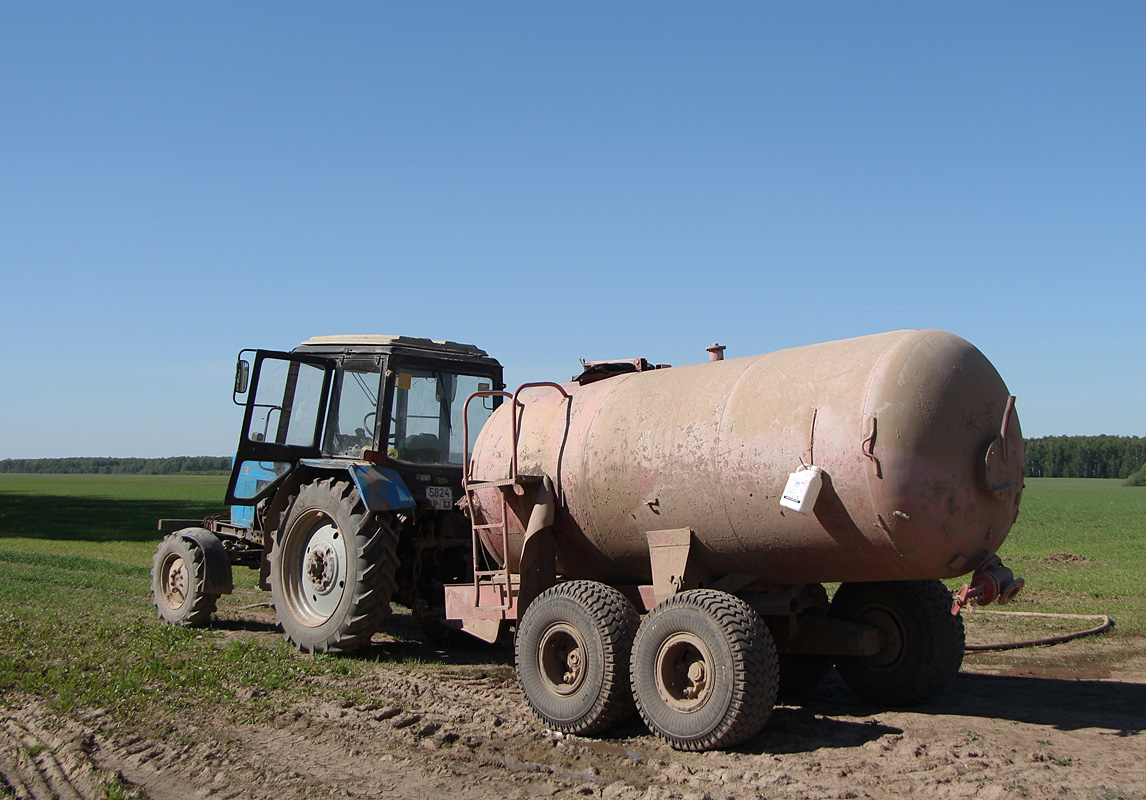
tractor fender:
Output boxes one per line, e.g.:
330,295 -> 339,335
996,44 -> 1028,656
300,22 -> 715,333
176,527 -> 234,595
299,459 -> 416,512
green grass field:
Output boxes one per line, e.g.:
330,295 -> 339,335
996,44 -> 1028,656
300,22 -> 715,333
0,473 -> 362,721
988,478 -> 1146,631
1,473 -> 1143,721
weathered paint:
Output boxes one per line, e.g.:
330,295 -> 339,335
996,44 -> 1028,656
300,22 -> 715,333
467,330 -> 1023,587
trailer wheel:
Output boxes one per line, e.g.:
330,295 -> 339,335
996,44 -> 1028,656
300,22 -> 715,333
152,534 -> 218,626
271,478 -> 398,654
830,580 -> 965,705
516,581 -> 639,736
631,590 -> 778,751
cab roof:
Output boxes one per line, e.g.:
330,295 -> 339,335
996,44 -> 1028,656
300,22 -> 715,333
296,335 -> 492,359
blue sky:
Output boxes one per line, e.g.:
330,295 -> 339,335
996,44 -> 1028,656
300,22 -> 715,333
2,3 -> 1143,459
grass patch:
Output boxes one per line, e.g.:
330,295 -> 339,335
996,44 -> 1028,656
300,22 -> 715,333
968,478 -> 1146,635
0,472 -> 1143,729
0,573 -> 362,718
0,548 -> 150,577
0,473 -> 363,724
0,473 -> 228,543
0,556 -> 355,714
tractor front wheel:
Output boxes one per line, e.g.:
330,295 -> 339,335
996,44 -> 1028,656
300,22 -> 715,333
152,534 -> 218,626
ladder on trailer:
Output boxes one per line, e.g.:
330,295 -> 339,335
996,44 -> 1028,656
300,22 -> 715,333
460,383 -> 570,612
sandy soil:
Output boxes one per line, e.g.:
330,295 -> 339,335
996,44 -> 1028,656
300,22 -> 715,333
3,606 -> 1145,800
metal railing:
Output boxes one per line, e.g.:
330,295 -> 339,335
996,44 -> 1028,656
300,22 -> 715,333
460,383 -> 570,611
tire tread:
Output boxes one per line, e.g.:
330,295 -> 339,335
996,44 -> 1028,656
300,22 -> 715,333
831,579 -> 965,705
272,478 -> 399,654
516,580 -> 639,736
151,534 -> 218,627
632,589 -> 778,751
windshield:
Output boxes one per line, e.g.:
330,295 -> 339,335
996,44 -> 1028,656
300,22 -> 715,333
388,370 -> 496,465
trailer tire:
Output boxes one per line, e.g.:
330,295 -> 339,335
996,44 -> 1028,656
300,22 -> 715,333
271,477 -> 398,654
152,534 -> 218,626
631,590 -> 778,751
516,581 -> 639,736
831,580 -> 965,705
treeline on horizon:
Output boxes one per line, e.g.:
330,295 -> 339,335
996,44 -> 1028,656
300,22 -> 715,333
0,456 -> 231,475
2,436 -> 1145,481
1024,435 -> 1145,481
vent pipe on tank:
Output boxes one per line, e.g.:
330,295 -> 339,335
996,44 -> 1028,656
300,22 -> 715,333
706,343 -> 726,362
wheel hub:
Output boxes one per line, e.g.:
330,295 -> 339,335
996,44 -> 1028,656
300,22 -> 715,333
655,632 -> 715,713
858,606 -> 905,669
684,660 -> 707,697
162,555 -> 188,608
538,623 -> 587,697
305,542 -> 339,594
288,519 -> 347,624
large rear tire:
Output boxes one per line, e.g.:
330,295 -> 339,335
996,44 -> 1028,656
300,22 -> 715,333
271,478 -> 398,654
515,581 -> 639,736
152,534 -> 218,626
830,580 -> 965,705
630,590 -> 778,751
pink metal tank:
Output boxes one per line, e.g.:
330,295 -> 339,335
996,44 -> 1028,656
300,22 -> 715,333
466,329 -> 1024,588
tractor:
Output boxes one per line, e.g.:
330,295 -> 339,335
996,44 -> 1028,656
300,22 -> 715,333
152,335 -> 503,652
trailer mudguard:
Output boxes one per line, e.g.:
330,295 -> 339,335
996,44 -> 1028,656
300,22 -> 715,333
299,459 -> 416,512
176,528 -> 235,595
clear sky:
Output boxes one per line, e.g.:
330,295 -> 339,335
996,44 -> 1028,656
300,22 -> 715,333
2,3 -> 1143,459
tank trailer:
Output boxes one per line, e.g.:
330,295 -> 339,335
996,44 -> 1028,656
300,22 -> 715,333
154,330 -> 1025,751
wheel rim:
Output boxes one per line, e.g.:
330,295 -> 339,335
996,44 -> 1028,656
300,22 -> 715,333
537,622 -> 588,697
159,552 -> 188,610
856,604 -> 906,669
281,509 -> 348,626
654,632 -> 716,713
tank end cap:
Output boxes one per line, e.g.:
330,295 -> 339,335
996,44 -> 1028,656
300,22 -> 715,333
982,437 -> 1022,498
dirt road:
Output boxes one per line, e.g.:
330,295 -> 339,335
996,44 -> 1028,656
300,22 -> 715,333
3,609 -> 1145,800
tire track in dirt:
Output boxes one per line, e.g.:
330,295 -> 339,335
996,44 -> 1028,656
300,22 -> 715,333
6,638 -> 1146,800
2,712 -> 92,800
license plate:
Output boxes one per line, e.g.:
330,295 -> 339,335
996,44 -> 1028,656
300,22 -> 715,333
426,486 -> 453,510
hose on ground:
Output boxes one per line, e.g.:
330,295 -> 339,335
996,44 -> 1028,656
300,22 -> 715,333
963,610 -> 1114,652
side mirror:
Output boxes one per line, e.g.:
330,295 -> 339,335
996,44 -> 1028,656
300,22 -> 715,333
234,359 -> 250,395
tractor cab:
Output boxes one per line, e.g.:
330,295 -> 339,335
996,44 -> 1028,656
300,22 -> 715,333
226,335 -> 503,530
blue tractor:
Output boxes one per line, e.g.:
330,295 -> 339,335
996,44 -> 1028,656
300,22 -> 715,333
152,335 -> 504,653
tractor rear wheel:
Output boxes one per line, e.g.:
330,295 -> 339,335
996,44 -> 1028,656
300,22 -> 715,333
830,580 -> 965,705
630,589 -> 778,751
271,477 -> 398,654
516,581 -> 640,736
152,534 -> 218,626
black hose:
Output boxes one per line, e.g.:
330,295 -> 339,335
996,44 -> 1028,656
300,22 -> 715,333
963,610 -> 1114,652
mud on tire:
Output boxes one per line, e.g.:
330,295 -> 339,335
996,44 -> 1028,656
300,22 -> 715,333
271,477 -> 399,654
515,580 -> 640,736
152,534 -> 218,626
630,589 -> 778,751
